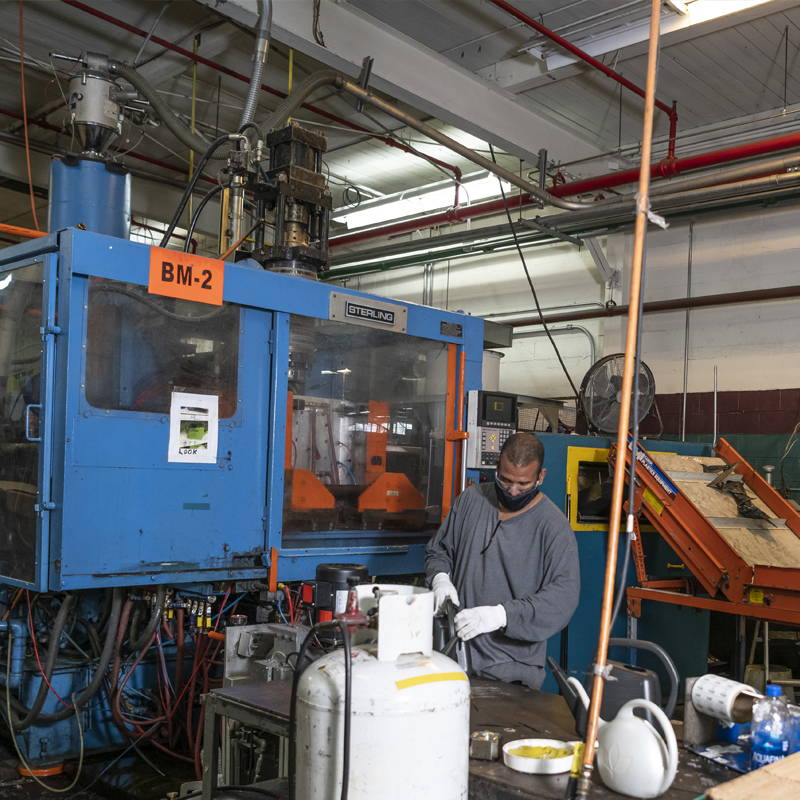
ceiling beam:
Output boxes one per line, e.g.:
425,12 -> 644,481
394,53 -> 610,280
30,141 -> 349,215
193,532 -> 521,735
194,0 -> 600,164
479,0 -> 800,94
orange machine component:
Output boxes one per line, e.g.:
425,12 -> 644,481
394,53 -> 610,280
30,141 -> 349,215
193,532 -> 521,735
287,468 -> 335,511
365,401 -> 389,483
358,472 -> 425,513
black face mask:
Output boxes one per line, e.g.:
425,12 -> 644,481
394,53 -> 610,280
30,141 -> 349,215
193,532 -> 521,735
494,476 -> 540,512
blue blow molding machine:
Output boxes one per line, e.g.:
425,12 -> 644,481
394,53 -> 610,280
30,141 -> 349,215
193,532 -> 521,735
0,228 -> 483,591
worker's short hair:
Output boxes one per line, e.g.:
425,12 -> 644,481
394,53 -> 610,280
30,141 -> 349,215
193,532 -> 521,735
500,432 -> 544,468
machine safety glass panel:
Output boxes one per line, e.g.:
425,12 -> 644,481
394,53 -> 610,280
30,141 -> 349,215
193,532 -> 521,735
0,264 -> 43,583
84,278 -> 239,416
284,315 -> 448,533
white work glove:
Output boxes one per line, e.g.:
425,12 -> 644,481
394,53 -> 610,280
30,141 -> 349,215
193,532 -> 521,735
431,572 -> 459,614
454,605 -> 507,641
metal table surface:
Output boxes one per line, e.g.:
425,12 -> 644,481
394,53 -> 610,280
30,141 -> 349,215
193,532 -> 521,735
201,677 -> 733,800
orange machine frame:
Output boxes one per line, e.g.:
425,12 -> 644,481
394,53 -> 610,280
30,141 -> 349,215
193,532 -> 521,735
611,438 -> 800,625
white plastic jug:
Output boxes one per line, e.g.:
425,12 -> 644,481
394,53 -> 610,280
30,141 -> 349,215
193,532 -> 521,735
570,678 -> 678,799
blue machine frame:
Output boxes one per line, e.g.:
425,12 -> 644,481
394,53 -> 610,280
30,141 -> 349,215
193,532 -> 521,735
0,229 -> 483,591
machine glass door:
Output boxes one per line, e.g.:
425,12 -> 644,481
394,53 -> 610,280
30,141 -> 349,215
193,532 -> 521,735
0,262 -> 46,585
58,277 -> 271,587
283,314 -> 448,535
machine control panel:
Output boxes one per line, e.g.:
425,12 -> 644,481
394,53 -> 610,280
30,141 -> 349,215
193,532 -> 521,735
466,390 -> 517,469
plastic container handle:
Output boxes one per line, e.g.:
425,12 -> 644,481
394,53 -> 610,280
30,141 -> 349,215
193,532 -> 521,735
623,698 -> 678,795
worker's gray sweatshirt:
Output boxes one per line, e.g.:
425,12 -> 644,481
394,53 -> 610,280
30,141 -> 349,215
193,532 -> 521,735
425,482 -> 580,689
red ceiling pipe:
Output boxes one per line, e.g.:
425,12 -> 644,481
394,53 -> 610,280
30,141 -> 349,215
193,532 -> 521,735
552,130 -> 800,198
487,0 -> 679,159
59,0 -> 462,188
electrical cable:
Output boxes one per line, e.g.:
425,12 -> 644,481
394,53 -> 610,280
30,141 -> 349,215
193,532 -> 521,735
609,245 -> 649,632
91,283 -> 227,322
159,134 -> 239,248
5,636 -> 84,793
488,143 -> 580,402
289,619 -> 351,800
18,0 -> 41,230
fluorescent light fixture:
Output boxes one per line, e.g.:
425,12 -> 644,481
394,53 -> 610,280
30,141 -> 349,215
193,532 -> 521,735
334,172 -> 510,230
0,273 -> 12,291
526,0 -> 778,70
320,368 -> 351,375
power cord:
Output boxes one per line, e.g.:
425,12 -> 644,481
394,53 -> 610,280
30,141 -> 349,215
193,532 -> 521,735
488,144 -> 579,403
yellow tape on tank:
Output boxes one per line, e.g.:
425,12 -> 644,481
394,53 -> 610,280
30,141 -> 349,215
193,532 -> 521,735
395,672 -> 468,690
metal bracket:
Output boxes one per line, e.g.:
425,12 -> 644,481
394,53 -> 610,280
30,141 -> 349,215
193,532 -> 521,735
355,56 -> 374,113
39,324 -> 62,340
34,502 -> 56,513
583,237 -> 619,284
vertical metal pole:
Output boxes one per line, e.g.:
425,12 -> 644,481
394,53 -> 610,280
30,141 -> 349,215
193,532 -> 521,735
576,2 -> 663,796
712,365 -> 718,448
765,620 -> 770,684
681,221 -> 693,441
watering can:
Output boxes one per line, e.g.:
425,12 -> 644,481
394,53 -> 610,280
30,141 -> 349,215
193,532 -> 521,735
569,678 -> 678,798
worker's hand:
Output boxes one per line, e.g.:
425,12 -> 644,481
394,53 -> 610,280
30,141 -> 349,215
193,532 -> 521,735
431,572 -> 459,614
455,605 -> 507,641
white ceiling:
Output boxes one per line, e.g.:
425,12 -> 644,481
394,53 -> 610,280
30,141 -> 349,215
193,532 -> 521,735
0,0 -> 798,233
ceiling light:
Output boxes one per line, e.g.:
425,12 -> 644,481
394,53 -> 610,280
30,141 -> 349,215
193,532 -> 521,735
0,273 -> 12,291
526,0 -> 778,70
334,173 -> 511,230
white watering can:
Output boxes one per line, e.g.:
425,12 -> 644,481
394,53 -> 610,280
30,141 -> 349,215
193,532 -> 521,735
570,677 -> 678,799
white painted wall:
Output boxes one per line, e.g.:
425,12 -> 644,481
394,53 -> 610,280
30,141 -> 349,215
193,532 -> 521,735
338,197 -> 800,398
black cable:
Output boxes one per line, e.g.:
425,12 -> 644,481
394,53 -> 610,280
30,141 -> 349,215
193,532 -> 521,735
488,144 -> 580,402
289,619 -> 351,800
159,134 -> 232,248
184,184 -> 224,252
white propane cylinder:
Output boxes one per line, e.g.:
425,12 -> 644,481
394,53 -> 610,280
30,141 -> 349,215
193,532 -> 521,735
295,645 -> 470,800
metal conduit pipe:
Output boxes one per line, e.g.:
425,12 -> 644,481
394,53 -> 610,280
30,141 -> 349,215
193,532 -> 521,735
0,621 -> 27,689
328,170 -> 800,275
262,70 -> 597,211
332,143 -> 800,251
513,324 -> 596,366
512,284 -> 800,328
59,0 -> 463,188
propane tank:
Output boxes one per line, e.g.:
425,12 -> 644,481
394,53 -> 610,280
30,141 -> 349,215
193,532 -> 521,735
294,585 -> 469,800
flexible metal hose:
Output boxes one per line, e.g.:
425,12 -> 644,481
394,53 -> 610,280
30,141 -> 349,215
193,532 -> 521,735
110,61 -> 226,158
239,0 -> 271,127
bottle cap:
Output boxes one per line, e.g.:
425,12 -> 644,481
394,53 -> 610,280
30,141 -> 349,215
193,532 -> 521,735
766,684 -> 782,697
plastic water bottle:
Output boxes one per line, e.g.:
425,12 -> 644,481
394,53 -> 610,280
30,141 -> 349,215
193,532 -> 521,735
750,684 -> 791,770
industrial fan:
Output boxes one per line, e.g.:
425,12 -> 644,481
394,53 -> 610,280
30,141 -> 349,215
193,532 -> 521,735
579,353 -> 655,434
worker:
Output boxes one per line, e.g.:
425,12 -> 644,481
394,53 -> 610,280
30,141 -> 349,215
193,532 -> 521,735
426,431 -> 579,689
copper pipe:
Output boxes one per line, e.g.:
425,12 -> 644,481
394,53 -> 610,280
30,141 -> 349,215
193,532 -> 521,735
576,0 -> 662,795
0,223 -> 46,239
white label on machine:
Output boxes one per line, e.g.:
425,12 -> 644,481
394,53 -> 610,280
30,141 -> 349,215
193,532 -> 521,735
334,589 -> 349,614
168,392 -> 219,464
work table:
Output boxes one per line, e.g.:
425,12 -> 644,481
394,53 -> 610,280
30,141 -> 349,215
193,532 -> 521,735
201,677 -> 733,799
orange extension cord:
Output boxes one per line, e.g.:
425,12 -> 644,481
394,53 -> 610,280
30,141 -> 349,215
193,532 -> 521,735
19,0 -> 41,231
